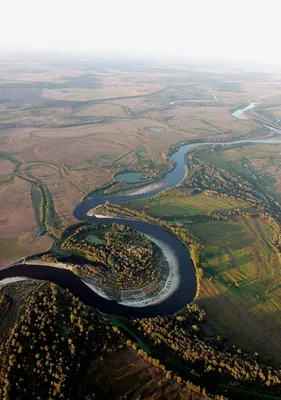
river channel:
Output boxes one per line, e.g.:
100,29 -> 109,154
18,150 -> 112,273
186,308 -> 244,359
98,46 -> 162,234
1,103 -> 281,317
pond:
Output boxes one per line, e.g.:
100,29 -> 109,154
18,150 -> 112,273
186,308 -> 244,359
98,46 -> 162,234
148,127 -> 165,133
114,171 -> 152,183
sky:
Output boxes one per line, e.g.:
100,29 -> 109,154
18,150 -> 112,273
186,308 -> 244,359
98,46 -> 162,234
1,0 -> 280,64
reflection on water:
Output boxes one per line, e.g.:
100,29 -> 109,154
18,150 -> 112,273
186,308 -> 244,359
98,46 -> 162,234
114,172 -> 152,183
148,127 -> 165,133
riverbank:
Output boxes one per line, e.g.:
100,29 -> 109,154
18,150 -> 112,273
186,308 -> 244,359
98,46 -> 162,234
3,120 -> 281,315
232,102 -> 261,119
24,259 -> 74,271
0,277 -> 28,285
118,233 -> 180,307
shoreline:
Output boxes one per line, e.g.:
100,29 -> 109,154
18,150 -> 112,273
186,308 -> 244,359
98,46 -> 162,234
118,233 -> 180,307
82,279 -> 113,301
232,102 -> 261,120
0,259 -> 74,273
77,233 -> 180,308
126,181 -> 165,196
0,277 -> 28,286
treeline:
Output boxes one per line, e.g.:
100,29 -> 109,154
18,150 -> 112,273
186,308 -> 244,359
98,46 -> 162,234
43,185 -> 61,234
133,304 -> 281,399
40,253 -> 59,263
263,213 -> 281,255
125,337 -> 227,399
61,223 -> 167,290
99,202 -> 202,268
17,169 -> 61,238
104,180 -> 148,195
0,283 -> 118,400
104,165 -> 163,195
0,283 -> 214,400
182,153 -> 270,212
182,147 -> 281,255
0,293 -> 10,320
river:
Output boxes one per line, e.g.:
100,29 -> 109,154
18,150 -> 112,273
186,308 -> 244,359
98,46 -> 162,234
232,102 -> 261,119
232,102 -> 281,134
1,104 -> 281,317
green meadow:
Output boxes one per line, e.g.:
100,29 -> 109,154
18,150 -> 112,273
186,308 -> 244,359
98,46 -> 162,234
128,187 -> 281,363
191,215 -> 281,363
127,192 -> 252,218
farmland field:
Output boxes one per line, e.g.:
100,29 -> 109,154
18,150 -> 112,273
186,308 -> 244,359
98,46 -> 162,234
126,189 -> 281,364
192,216 -> 281,363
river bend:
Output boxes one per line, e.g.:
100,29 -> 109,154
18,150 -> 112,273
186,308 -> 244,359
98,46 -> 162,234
1,103 -> 281,317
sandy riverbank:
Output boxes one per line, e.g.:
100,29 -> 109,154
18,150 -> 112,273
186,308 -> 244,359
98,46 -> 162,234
76,231 -> 180,308
81,279 -> 113,300
24,260 -> 74,271
117,233 -> 179,307
0,277 -> 28,285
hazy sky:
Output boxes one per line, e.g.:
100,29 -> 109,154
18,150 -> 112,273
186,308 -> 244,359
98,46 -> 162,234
1,0 -> 280,64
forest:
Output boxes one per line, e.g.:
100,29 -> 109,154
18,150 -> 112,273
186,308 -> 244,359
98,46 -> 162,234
1,280 -> 280,400
0,281 -> 118,399
133,304 -> 281,398
60,223 -> 168,291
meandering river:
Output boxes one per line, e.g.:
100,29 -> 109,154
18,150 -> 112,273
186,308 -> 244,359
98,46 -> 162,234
232,102 -> 261,119
1,103 -> 281,317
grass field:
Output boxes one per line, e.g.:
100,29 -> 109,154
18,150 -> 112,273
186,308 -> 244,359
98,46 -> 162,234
0,177 -> 53,267
190,215 -> 281,364
17,162 -> 113,236
85,235 -> 106,245
30,182 -> 45,231
127,192 -> 253,218
78,228 -> 107,245
127,186 -> 281,363
74,103 -> 127,118
41,77 -> 165,101
200,143 -> 281,204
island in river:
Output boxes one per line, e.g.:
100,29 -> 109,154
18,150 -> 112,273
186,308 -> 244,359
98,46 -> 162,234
60,222 -> 171,303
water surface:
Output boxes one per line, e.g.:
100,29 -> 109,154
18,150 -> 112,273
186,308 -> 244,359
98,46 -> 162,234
114,171 -> 152,183
232,102 -> 260,119
2,126 -> 281,317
